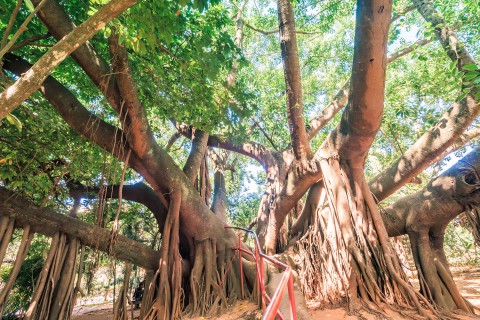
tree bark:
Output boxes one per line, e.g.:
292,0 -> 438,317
183,130 -> 209,184
31,0 -> 124,115
369,0 -> 479,201
278,0 -> 311,161
0,187 -> 160,270
380,147 -> 480,312
68,182 -> 168,232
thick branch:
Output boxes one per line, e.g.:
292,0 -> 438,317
370,2 -> 479,200
306,23 -> 434,141
370,96 -> 479,201
278,0 -> 312,161
306,81 -> 349,140
183,130 -> 209,183
0,187 -> 160,270
382,147 -> 480,237
175,122 -> 274,167
226,0 -> 247,87
0,0 -> 136,120
413,0 -> 477,69
3,55 -> 233,246
68,182 -> 167,231
109,32 -> 154,158
3,55 -> 133,162
210,151 -> 229,223
336,0 -> 392,162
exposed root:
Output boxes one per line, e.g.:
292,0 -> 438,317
25,233 -> 81,320
408,227 -> 474,314
296,157 -> 433,317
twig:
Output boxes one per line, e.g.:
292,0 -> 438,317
10,33 -> 51,51
244,22 -> 320,36
0,0 -> 23,49
0,0 -> 48,61
391,5 -> 415,24
251,117 -> 278,150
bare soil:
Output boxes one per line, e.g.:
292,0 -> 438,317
72,269 -> 480,319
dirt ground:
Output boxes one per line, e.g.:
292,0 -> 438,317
72,268 -> 480,319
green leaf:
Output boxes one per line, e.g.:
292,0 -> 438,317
24,0 -> 34,12
463,64 -> 478,71
464,71 -> 478,81
5,114 -> 22,132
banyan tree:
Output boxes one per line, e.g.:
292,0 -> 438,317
0,0 -> 479,318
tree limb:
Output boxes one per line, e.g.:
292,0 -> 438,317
278,0 -> 312,161
413,0 -> 477,69
0,0 -> 23,49
31,0 -> 123,115
68,182 -> 168,231
382,146 -> 480,237
334,0 -> 392,162
306,28 -> 435,141
391,5 -> 415,24
183,130 -> 209,183
0,187 -> 160,270
3,54 -> 135,164
174,121 -> 275,168
108,31 -> 155,159
0,0 -> 47,61
244,22 -> 320,36
370,1 -> 479,201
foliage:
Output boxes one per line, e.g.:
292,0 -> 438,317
445,218 -> 480,266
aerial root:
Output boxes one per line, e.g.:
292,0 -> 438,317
296,158 -> 438,319
25,233 -> 81,320
0,224 -> 34,317
144,190 -> 182,320
113,263 -> 132,320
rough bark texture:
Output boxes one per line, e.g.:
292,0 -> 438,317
296,2 -> 429,314
68,182 -> 168,231
183,130 -> 209,184
0,187 -> 160,269
5,3 -> 250,317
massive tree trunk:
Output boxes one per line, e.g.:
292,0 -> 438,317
4,0 -> 249,314
296,1 -> 431,314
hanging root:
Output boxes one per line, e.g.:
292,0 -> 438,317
114,263 -> 132,320
465,205 -> 480,246
0,224 -> 34,317
144,190 -> 183,320
186,238 -> 240,317
25,233 -> 81,320
297,158 -> 435,317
